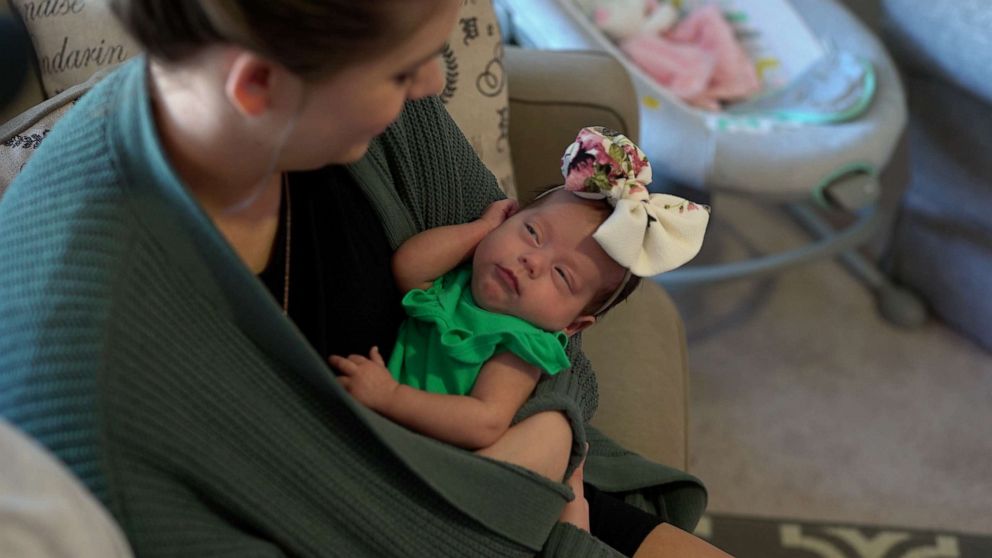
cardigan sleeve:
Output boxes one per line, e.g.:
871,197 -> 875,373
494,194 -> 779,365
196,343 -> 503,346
372,96 -> 505,236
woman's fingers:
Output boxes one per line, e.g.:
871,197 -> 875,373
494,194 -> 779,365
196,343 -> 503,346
558,443 -> 590,530
566,444 -> 588,489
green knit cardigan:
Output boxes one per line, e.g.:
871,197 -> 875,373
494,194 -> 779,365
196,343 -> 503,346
0,58 -> 704,557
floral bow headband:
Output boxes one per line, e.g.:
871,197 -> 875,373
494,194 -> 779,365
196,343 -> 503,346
560,126 -> 709,277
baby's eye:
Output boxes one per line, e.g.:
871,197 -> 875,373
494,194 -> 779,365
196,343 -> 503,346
555,267 -> 571,288
525,224 -> 538,239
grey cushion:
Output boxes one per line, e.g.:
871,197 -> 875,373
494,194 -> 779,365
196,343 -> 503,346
889,74 -> 992,351
880,0 -> 992,350
881,0 -> 992,106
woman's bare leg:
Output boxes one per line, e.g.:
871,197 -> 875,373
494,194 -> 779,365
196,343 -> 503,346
633,524 -> 734,557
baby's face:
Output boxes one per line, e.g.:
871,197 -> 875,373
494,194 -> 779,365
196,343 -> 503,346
471,190 -> 625,335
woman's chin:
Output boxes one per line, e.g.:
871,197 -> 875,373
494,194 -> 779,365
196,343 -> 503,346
311,142 -> 371,168
340,142 -> 371,163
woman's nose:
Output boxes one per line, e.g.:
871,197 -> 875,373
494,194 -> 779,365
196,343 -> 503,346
408,57 -> 445,100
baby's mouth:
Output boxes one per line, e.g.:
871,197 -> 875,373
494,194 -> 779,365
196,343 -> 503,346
496,265 -> 519,295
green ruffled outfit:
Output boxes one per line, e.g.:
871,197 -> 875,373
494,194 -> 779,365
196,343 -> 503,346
389,266 -> 570,395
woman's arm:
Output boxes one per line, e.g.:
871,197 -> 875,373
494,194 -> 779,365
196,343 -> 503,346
392,198 -> 517,293
331,350 -> 540,450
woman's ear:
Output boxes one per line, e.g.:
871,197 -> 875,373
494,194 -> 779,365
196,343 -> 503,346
225,52 -> 275,117
564,315 -> 596,337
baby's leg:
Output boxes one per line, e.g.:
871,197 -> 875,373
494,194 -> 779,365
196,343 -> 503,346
475,411 -> 571,481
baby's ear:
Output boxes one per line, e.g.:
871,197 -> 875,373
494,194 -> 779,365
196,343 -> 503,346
564,315 -> 596,337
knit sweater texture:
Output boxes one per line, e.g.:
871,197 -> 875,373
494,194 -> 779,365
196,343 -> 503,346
0,58 -> 704,557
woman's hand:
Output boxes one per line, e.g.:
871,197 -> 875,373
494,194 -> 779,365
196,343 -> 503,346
479,198 -> 519,232
559,444 -> 590,531
330,347 -> 399,412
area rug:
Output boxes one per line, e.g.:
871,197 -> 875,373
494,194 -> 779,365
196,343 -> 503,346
698,514 -> 992,557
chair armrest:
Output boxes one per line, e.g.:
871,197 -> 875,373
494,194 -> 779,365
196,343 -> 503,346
583,281 -> 690,470
505,46 -> 688,470
505,46 -> 639,205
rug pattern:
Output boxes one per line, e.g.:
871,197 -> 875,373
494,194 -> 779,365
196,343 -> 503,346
699,514 -> 992,557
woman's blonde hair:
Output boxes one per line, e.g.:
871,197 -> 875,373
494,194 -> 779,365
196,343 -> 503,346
111,0 -> 442,79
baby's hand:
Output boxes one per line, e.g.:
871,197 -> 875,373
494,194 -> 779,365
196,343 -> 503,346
330,347 -> 398,412
480,198 -> 519,231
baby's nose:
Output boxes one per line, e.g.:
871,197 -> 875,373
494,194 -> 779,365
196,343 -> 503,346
520,253 -> 545,277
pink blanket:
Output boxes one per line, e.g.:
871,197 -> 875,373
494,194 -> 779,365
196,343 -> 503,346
620,5 -> 761,111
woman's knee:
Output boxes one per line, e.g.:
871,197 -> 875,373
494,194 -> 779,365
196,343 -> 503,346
633,524 -> 733,558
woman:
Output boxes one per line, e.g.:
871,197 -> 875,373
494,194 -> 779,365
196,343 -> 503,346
0,0 -> 728,556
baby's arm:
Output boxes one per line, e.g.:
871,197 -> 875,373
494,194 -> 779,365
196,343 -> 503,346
331,350 -> 541,450
393,198 -> 517,293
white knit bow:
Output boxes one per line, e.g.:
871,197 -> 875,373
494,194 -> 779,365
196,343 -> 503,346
560,127 -> 710,276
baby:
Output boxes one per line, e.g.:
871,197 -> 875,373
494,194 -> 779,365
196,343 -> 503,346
329,127 -> 709,453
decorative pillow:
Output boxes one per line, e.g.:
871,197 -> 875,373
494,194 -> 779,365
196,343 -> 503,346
0,103 -> 68,196
7,0 -> 137,97
442,0 -> 516,199
0,73 -> 97,196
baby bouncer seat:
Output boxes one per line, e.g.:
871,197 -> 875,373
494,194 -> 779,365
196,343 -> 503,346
496,0 -> 925,326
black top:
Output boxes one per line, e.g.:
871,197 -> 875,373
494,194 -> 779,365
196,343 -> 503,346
258,168 -> 406,363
